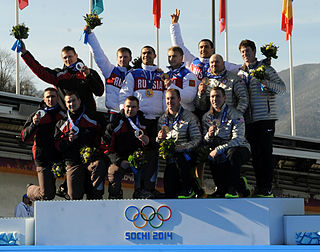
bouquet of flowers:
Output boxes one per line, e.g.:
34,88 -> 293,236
10,23 -> 29,40
128,150 -> 146,174
83,13 -> 102,30
250,65 -> 266,82
261,42 -> 278,59
80,146 -> 95,164
159,138 -> 176,160
51,162 -> 66,178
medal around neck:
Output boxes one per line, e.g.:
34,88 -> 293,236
36,110 -> 46,118
161,73 -> 170,81
75,62 -> 84,71
161,125 -> 170,134
201,77 -> 209,85
71,125 -> 80,135
135,129 -> 144,138
145,89 -> 154,97
212,119 -> 221,127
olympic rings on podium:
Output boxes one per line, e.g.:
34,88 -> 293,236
125,205 -> 172,229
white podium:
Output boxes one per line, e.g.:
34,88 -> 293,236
34,198 -> 304,245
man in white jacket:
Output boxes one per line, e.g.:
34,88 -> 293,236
119,46 -> 164,199
163,46 -> 198,112
169,9 -> 239,83
84,26 -> 132,118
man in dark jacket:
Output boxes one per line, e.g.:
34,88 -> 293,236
104,96 -> 150,199
55,91 -> 107,200
20,41 -> 104,111
21,88 -> 65,201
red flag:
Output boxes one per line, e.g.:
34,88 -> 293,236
18,0 -> 29,10
219,0 -> 226,33
281,0 -> 293,40
153,0 -> 161,29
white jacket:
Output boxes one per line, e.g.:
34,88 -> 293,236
164,64 -> 198,111
119,64 -> 164,119
87,32 -> 128,112
169,23 -> 240,77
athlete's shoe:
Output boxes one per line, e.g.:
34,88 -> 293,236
254,188 -> 274,198
225,192 -> 239,199
178,189 -> 195,199
239,176 -> 252,198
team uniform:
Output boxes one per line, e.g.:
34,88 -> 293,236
195,69 -> 248,114
169,23 -> 240,82
119,64 -> 164,194
87,32 -> 131,113
55,106 -> 107,200
21,51 -> 104,111
157,106 -> 202,198
104,110 -> 150,199
21,103 -> 65,201
238,60 -> 286,196
202,104 -> 251,197
165,63 -> 198,112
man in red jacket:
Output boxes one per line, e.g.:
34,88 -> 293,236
21,88 -> 65,201
20,41 -> 104,111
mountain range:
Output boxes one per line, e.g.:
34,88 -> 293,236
276,63 -> 320,139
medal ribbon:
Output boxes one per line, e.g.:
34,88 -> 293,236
163,107 -> 184,128
11,39 -> 22,53
127,116 -> 140,131
44,104 -> 59,112
210,104 -> 228,125
67,106 -> 85,133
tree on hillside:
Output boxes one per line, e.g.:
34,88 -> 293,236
0,49 -> 41,97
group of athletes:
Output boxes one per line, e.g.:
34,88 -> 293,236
19,10 -> 286,201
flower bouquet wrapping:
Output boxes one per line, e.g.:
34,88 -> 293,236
83,13 -> 102,30
128,150 -> 146,174
80,146 -> 95,164
51,162 -> 66,178
10,23 -> 29,53
159,138 -> 176,161
261,42 -> 278,59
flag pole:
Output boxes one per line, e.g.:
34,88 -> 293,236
289,35 -> 295,136
224,0 -> 228,61
89,0 -> 93,68
15,0 -> 20,95
211,0 -> 215,52
156,28 -> 159,67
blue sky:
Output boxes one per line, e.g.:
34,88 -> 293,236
1,0 -> 320,90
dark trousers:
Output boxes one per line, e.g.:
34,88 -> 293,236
245,120 -> 275,192
164,152 -> 197,198
27,165 -> 56,201
139,118 -> 159,192
209,147 -> 250,194
66,158 -> 106,200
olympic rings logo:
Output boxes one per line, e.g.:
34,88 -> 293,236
125,205 -> 172,229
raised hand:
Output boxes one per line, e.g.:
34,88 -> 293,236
171,9 -> 180,24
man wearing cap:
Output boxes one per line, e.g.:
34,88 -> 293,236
14,194 -> 34,217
